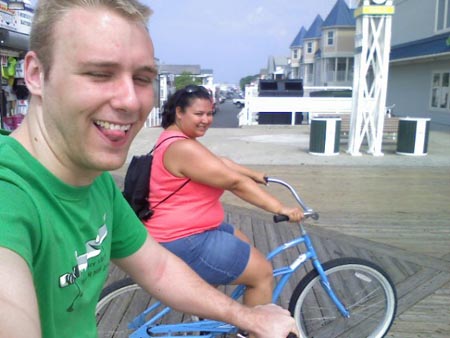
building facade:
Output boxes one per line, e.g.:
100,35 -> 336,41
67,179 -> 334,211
288,0 -> 356,88
387,0 -> 450,127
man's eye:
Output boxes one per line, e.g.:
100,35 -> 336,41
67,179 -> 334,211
134,76 -> 153,84
88,72 -> 110,78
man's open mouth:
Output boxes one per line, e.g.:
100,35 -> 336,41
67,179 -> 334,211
94,120 -> 131,132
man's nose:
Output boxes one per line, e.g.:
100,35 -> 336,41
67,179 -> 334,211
110,76 -> 140,113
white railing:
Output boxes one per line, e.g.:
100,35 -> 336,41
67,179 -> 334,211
145,107 -> 161,128
238,96 -> 356,126
237,86 -> 357,126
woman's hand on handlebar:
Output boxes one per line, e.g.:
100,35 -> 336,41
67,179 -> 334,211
278,206 -> 304,222
252,172 -> 268,185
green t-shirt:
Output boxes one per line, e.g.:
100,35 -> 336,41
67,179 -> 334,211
0,135 -> 147,338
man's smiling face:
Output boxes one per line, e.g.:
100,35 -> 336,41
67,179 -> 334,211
39,7 -> 156,176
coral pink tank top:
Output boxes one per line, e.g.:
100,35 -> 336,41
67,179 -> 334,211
143,130 -> 224,242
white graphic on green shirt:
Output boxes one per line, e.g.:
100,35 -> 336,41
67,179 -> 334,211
59,224 -> 108,288
59,219 -> 108,312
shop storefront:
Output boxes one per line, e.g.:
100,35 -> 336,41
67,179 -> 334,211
0,1 -> 33,131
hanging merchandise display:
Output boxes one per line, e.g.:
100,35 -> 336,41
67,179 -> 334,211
1,55 -> 27,131
2,56 -> 17,86
0,3 -> 34,131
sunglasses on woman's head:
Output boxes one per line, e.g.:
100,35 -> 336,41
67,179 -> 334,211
184,85 -> 211,97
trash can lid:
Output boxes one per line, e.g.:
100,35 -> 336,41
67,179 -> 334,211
311,117 -> 342,121
399,117 -> 431,121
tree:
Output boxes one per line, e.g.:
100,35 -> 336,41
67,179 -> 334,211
174,72 -> 202,91
239,75 -> 259,91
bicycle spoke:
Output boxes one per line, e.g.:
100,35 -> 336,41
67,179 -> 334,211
289,258 -> 396,338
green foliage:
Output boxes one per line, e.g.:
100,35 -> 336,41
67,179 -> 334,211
175,72 -> 202,91
239,75 -> 259,91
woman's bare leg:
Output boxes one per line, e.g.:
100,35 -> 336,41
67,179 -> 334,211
232,229 -> 273,307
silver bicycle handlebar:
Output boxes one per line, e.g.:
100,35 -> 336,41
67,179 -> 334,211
265,177 -> 319,221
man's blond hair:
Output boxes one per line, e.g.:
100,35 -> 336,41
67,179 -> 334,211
30,0 -> 153,78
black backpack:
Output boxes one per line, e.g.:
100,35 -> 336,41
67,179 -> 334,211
123,136 -> 189,220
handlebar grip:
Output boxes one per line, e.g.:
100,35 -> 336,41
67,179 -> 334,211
273,214 -> 289,223
274,212 -> 319,223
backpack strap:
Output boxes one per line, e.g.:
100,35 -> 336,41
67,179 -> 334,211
151,179 -> 190,210
150,135 -> 190,210
151,135 -> 187,154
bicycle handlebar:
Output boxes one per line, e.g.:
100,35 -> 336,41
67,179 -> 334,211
264,177 -> 319,222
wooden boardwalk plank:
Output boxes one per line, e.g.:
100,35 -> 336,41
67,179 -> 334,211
100,204 -> 450,337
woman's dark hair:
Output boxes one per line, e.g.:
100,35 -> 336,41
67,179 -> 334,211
161,85 -> 212,129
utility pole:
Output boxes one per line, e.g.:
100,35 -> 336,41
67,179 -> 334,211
347,0 -> 395,156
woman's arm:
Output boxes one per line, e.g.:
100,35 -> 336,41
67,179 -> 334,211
164,140 -> 303,221
114,236 -> 298,338
220,157 -> 266,184
0,248 -> 41,338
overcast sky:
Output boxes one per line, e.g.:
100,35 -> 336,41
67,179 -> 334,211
143,0 -> 354,84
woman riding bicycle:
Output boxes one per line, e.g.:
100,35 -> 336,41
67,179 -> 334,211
143,85 -> 304,312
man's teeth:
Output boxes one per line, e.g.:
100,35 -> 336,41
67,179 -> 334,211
95,121 -> 130,131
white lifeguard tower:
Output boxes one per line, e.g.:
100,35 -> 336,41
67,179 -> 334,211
347,0 -> 395,156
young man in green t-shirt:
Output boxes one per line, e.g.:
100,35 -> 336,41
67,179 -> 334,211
0,1 -> 298,338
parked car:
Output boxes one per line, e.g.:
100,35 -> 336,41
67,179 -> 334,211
232,97 -> 245,108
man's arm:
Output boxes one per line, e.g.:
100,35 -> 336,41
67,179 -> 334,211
0,248 -> 41,338
113,236 -> 298,338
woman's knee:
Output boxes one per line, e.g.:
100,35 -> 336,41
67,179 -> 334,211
257,256 -> 273,279
250,258 -> 273,289
236,248 -> 273,286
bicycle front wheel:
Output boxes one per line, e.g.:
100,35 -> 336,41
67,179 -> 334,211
96,277 -> 201,337
289,258 -> 397,338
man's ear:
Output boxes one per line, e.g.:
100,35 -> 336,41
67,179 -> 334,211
24,51 -> 44,97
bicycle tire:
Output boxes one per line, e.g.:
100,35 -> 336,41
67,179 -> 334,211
289,258 -> 397,338
96,277 -> 202,337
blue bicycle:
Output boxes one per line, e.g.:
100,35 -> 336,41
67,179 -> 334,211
96,177 -> 397,337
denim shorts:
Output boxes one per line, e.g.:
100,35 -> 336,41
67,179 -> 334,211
161,222 -> 251,285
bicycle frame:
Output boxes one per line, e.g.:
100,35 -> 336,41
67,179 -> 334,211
126,178 -> 351,337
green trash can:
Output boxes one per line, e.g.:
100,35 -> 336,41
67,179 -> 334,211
396,117 -> 430,156
309,117 -> 341,156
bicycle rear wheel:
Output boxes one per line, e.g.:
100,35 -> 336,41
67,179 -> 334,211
289,258 -> 397,338
96,277 -> 201,337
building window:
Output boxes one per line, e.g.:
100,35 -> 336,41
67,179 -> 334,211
325,59 -> 335,82
337,58 -> 346,81
436,0 -> 450,31
431,71 -> 450,110
324,57 -> 354,83
307,42 -> 312,54
293,49 -> 298,59
305,64 -> 313,83
327,31 -> 334,45
348,58 -> 354,82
